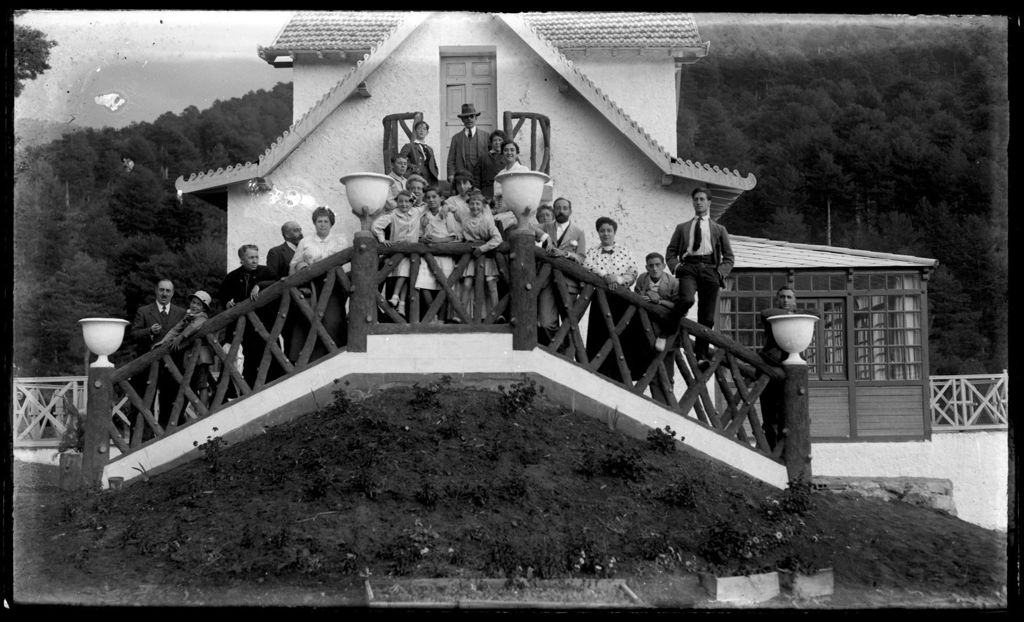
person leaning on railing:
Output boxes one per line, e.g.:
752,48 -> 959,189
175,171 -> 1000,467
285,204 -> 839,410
154,290 -> 216,408
289,206 -> 350,359
583,216 -> 639,384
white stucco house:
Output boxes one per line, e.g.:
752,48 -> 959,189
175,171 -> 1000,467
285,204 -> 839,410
175,11 -> 756,270
173,11 -> 1005,530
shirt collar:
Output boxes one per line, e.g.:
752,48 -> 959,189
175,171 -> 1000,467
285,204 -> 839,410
286,241 -> 297,251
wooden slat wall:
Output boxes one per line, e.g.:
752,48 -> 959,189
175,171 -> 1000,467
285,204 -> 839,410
854,385 -> 925,436
808,385 -> 850,438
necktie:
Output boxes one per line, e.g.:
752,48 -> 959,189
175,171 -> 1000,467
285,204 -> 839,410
419,143 -> 426,161
692,217 -> 703,254
465,129 -> 471,139
160,306 -> 168,321
601,248 -> 614,254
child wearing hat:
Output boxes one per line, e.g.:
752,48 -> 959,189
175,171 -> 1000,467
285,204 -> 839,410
155,290 -> 215,409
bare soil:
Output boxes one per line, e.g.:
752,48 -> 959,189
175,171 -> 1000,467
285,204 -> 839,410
10,377 -> 1010,609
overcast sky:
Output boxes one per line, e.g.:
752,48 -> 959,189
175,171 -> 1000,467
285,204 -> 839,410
14,10 -> 293,128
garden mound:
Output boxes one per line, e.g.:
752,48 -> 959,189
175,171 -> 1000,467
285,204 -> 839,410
12,377 -> 1008,607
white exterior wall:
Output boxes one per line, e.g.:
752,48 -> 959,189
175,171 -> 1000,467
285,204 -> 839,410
291,61 -> 356,123
812,431 -> 1008,531
225,13 -> 701,274
567,52 -> 678,153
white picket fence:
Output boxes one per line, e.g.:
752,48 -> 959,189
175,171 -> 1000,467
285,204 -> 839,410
929,371 -> 1008,431
12,376 -> 130,448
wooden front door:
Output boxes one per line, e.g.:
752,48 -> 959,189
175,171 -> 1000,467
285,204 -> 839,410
441,55 -> 497,179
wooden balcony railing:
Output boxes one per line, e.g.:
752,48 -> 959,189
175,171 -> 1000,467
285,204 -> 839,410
930,372 -> 1008,430
78,228 -> 811,488
503,112 -> 551,174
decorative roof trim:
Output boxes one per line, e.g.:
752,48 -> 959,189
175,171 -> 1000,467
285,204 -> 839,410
497,13 -> 755,203
177,12 -> 429,195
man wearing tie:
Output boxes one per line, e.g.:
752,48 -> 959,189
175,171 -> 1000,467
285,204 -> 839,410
446,103 -> 491,190
400,120 -> 439,187
537,197 -> 587,348
128,279 -> 186,435
266,222 -> 304,370
662,187 -> 735,362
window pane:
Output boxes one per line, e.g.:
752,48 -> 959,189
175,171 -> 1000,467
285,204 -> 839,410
853,274 -> 869,289
795,274 -> 812,290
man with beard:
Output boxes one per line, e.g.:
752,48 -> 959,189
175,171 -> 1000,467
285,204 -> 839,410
537,197 -> 587,348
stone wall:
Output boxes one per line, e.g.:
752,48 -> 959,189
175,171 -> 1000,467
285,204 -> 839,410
812,476 -> 957,516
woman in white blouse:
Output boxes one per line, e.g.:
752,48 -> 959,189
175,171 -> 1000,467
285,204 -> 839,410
290,206 -> 349,358
492,140 -> 530,216
583,216 -> 640,384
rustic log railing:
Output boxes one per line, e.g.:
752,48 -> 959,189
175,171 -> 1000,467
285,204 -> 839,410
103,247 -> 354,455
528,242 -> 788,461
930,371 -> 1008,430
81,228 -> 811,487
382,111 -> 422,173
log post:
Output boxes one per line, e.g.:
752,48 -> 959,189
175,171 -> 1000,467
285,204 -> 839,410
509,230 -> 537,350
348,231 -> 379,353
82,365 -> 113,489
781,363 -> 811,484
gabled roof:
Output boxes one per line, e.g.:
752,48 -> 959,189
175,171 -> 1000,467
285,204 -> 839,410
258,11 -> 406,62
178,12 -> 428,203
178,11 -> 755,216
731,236 -> 938,270
523,11 -> 704,50
259,11 -> 708,61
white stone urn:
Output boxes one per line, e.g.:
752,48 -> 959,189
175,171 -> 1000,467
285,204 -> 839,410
494,170 -> 551,229
339,172 -> 393,231
765,314 -> 818,365
79,318 -> 130,368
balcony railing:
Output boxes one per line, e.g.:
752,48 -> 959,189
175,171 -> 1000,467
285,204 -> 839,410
13,376 -> 129,448
930,372 -> 1008,431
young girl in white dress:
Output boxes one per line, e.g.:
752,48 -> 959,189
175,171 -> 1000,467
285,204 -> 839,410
416,187 -> 461,322
373,190 -> 422,317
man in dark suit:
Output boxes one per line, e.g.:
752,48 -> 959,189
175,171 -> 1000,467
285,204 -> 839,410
446,103 -> 492,190
218,244 -> 279,390
265,221 -> 304,369
400,119 -> 439,187
759,287 -> 798,450
267,221 -> 302,280
662,186 -> 735,362
128,279 -> 186,434
537,197 -> 587,348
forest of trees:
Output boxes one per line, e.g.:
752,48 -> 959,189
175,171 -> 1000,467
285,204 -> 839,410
11,17 -> 1006,377
679,17 -> 1007,375
13,83 -> 295,375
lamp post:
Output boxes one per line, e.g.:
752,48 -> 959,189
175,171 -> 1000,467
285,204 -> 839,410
339,172 -> 392,352
79,318 -> 129,488
494,170 -> 550,349
765,314 -> 818,485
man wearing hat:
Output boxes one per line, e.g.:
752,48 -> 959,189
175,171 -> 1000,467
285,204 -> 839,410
446,103 -> 492,190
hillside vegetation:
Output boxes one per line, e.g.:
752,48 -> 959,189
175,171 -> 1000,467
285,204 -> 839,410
13,379 -> 1007,606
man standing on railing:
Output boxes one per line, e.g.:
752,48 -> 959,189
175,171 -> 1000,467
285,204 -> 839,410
128,279 -> 186,436
446,103 -> 491,190
661,187 -> 735,366
537,197 -> 587,349
759,286 -> 798,450
219,245 -> 279,390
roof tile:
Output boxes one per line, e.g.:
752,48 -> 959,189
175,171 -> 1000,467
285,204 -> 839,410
521,12 -> 703,49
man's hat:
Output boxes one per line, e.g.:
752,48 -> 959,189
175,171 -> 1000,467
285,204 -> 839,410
457,103 -> 482,118
189,290 -> 212,309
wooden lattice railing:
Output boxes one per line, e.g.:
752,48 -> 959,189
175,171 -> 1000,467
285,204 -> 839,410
930,372 -> 1008,430
78,228 -> 805,487
105,248 -> 354,453
531,252 -> 786,459
373,241 -> 513,326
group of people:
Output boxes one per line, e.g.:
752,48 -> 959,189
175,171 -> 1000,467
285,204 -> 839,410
125,102 -> 798,450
